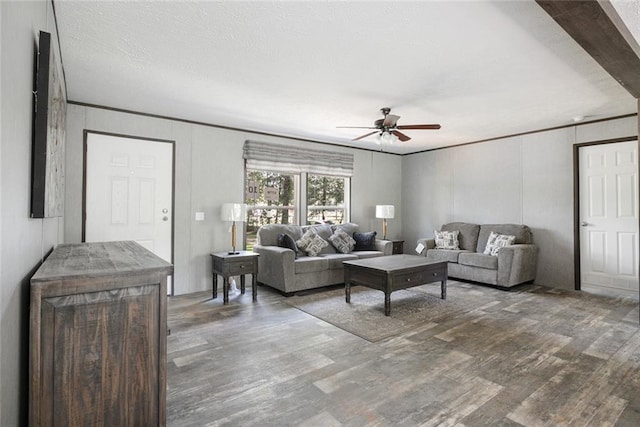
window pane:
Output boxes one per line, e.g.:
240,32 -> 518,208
245,170 -> 297,250
307,174 -> 345,225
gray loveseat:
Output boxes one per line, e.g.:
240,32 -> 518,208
417,222 -> 537,288
253,223 -> 393,294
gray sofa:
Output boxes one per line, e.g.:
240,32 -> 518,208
253,223 -> 392,294
417,222 -> 537,288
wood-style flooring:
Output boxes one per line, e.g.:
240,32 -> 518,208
166,283 -> 640,426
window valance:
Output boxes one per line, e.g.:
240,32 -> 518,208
243,140 -> 354,177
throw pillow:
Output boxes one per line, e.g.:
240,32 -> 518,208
296,228 -> 317,251
304,234 -> 329,256
434,230 -> 460,250
483,231 -> 516,256
328,229 -> 356,254
296,229 -> 328,257
353,231 -> 377,251
277,233 -> 298,258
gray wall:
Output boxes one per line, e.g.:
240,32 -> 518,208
64,105 -> 403,295
0,1 -> 64,424
402,116 -> 638,289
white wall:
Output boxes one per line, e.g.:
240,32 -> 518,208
402,116 -> 638,290
0,1 -> 63,424
0,2 -> 4,423
65,105 -> 403,295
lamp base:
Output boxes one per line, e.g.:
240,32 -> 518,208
228,251 -> 240,255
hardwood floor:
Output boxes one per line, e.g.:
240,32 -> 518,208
167,282 -> 640,426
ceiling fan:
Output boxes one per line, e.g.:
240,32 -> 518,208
338,107 -> 441,142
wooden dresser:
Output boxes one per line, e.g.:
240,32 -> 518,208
29,241 -> 173,426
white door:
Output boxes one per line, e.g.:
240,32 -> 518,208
85,133 -> 173,293
579,140 -> 639,299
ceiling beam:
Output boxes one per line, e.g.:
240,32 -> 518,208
536,0 -> 640,98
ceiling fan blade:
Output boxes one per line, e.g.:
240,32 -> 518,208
391,130 -> 411,142
396,124 -> 441,130
352,131 -> 379,141
383,114 -> 400,127
336,126 -> 377,129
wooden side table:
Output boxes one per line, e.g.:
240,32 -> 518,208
211,251 -> 259,304
391,240 -> 404,254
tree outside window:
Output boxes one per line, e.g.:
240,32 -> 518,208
245,170 -> 297,249
307,174 -> 345,225
245,170 -> 349,250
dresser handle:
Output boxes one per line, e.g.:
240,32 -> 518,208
433,272 -> 438,276
240,264 -> 245,268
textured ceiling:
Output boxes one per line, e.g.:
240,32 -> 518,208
54,0 -> 639,155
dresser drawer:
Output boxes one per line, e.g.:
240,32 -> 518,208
394,267 -> 445,287
226,259 -> 255,275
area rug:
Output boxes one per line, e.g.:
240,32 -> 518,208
283,281 -> 513,342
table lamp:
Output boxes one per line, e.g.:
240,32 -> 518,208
375,205 -> 395,240
221,203 -> 247,254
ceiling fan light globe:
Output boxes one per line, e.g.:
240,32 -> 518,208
377,131 -> 397,145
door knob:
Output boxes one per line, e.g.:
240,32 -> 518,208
581,221 -> 589,227
163,216 -> 169,221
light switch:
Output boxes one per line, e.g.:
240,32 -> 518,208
195,212 -> 205,221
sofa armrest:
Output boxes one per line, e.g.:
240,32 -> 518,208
252,244 -> 295,291
416,238 -> 436,255
375,239 -> 393,255
497,244 -> 538,287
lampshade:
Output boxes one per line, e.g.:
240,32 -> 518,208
221,203 -> 247,222
375,205 -> 395,219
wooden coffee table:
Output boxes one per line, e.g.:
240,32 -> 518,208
343,255 -> 448,316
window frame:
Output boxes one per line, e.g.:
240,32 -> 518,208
304,172 -> 350,226
243,168 -> 350,249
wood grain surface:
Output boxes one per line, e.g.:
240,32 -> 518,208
30,241 -> 172,426
166,281 -> 639,426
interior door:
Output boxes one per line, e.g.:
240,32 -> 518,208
85,132 -> 174,294
579,140 -> 639,299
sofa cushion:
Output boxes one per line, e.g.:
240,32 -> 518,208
426,249 -> 469,263
257,224 -> 303,247
353,250 -> 385,259
294,257 -> 329,274
319,253 -> 358,269
458,252 -> 498,270
328,228 -> 356,254
353,231 -> 377,251
277,233 -> 298,258
434,230 -> 460,250
441,223 -> 480,251
333,222 -> 359,236
483,231 -> 516,256
477,224 -> 532,253
296,229 -> 329,257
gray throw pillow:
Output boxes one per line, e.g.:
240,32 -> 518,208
328,229 -> 356,254
434,230 -> 460,250
353,231 -> 377,251
296,229 -> 329,257
483,231 -> 516,256
277,233 -> 298,258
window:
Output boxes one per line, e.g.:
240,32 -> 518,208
245,170 -> 298,250
306,174 -> 347,225
242,141 -> 353,249
244,170 -> 350,249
